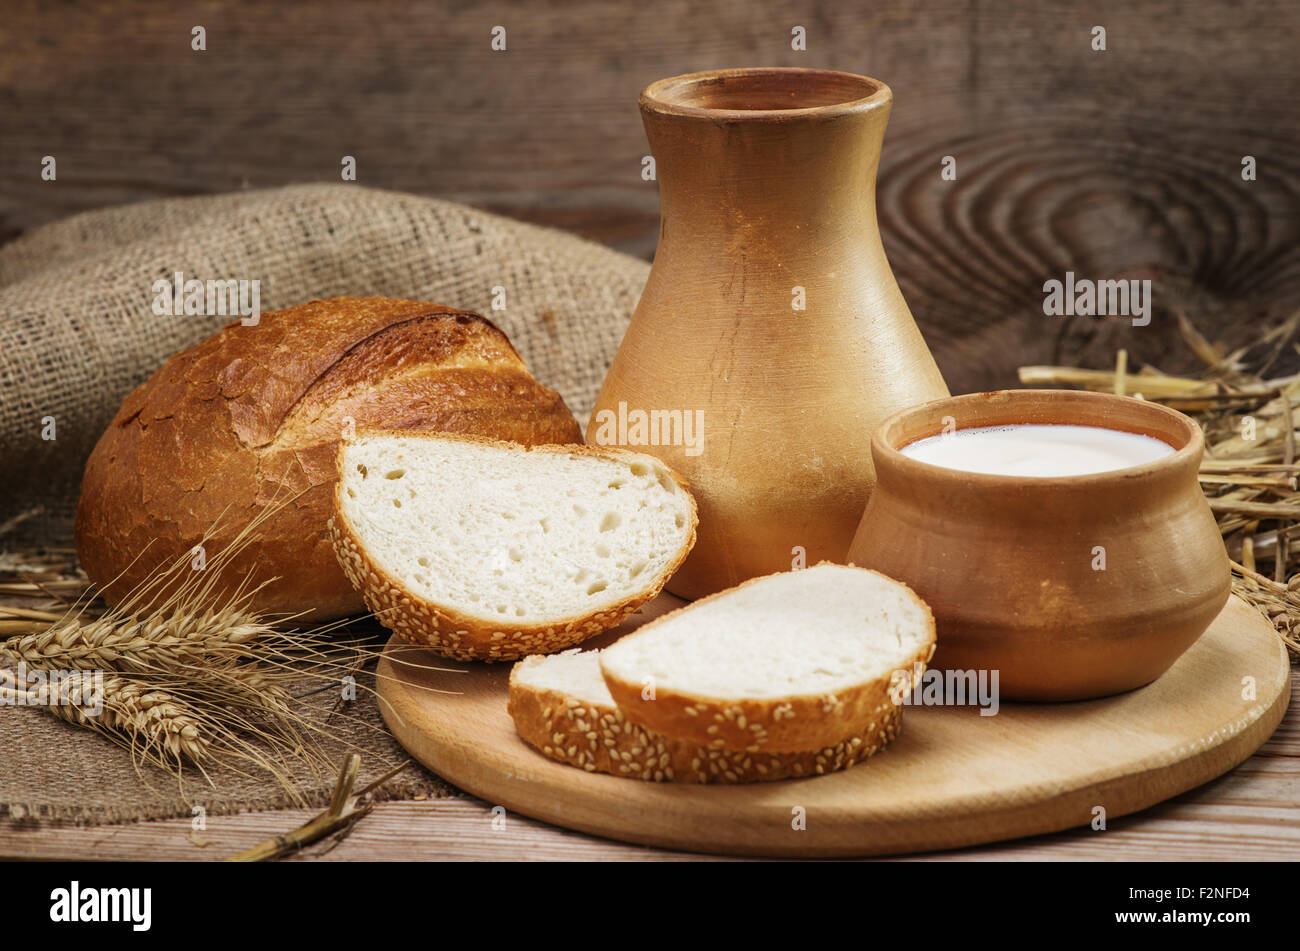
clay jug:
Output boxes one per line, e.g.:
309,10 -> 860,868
588,67 -> 949,599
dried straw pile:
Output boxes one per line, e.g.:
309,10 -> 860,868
1022,312 -> 1300,660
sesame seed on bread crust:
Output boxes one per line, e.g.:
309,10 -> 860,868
599,563 -> 936,753
509,649 -> 902,783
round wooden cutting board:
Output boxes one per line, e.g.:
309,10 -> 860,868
376,594 -> 1290,858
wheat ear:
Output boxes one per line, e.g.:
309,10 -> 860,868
39,674 -> 211,766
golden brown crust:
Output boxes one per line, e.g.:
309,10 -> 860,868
328,431 -> 699,662
507,661 -> 902,783
74,297 -> 581,622
599,564 -> 936,753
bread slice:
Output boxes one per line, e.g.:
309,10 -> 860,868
509,648 -> 901,783
599,564 -> 935,753
330,431 -> 697,660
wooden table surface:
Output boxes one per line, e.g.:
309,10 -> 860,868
2,673 -> 1294,861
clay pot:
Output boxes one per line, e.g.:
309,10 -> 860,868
846,390 -> 1231,701
588,68 -> 948,599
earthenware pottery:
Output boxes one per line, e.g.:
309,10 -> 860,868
846,389 -> 1231,701
588,67 -> 948,599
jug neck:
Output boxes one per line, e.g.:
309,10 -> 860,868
639,69 -> 893,237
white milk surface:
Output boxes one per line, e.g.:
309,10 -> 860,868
899,424 -> 1175,477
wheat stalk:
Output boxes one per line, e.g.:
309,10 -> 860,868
1,604 -> 266,673
0,501 -> 371,793
0,493 -> 461,800
46,675 -> 211,765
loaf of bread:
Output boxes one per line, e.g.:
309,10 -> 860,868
75,297 -> 582,621
599,564 -> 936,752
509,648 -> 901,783
330,431 -> 697,660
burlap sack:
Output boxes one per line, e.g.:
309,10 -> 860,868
0,184 -> 651,823
1,652 -> 455,824
0,183 -> 650,546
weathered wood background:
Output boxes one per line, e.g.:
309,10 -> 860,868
2,0 -> 1298,394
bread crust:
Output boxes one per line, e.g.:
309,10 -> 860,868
329,431 -> 699,661
599,565 -> 936,753
74,297 -> 582,623
508,655 -> 902,783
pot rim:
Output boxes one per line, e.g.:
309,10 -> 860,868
871,389 -> 1205,487
640,67 -> 891,122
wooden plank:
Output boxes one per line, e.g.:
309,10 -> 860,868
2,763 -> 1298,862
0,798 -> 702,863
2,0 -> 1298,395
